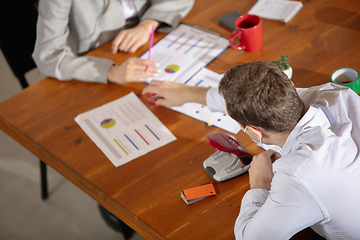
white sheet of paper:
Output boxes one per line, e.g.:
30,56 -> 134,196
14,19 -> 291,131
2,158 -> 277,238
141,24 -> 229,83
75,92 -> 177,167
171,68 -> 241,134
248,0 -> 303,23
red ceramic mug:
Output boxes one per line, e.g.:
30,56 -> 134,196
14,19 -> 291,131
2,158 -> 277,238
229,14 -> 263,52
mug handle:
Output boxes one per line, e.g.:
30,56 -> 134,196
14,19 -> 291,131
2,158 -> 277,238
229,29 -> 246,50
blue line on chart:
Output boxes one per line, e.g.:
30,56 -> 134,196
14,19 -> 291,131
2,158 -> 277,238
195,79 -> 204,86
124,134 -> 139,150
167,32 -> 186,48
145,125 -> 160,140
184,38 -> 203,54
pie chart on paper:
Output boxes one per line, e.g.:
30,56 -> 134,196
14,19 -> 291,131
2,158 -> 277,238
100,118 -> 116,128
165,64 -> 180,74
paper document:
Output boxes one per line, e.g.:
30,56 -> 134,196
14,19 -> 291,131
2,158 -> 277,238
248,0 -> 303,23
75,92 -> 177,167
172,68 -> 241,134
141,24 -> 229,83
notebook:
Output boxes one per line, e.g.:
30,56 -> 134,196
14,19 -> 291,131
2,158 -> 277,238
248,0 -> 303,23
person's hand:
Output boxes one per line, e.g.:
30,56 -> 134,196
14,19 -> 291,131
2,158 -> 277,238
112,19 -> 160,54
142,80 -> 209,107
248,150 -> 281,190
107,57 -> 160,84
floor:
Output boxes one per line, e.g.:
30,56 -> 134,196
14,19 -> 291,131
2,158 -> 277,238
0,49 -> 146,240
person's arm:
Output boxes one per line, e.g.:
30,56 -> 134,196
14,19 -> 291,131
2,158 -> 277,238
235,151 -> 324,239
32,0 -> 113,83
142,80 -> 230,113
142,80 -> 208,107
139,0 -> 195,31
32,0 -> 160,84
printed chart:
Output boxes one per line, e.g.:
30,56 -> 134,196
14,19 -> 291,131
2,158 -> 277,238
75,92 -> 176,167
172,68 -> 241,134
141,24 -> 229,83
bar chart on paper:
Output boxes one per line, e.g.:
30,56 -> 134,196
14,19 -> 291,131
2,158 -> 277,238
141,24 -> 229,83
75,92 -> 176,167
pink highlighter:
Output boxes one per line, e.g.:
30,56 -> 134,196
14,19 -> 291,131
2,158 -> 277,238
146,25 -> 155,71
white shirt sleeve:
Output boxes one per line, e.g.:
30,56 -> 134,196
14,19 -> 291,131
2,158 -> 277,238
234,172 -> 324,240
206,88 -> 227,113
205,87 -> 306,114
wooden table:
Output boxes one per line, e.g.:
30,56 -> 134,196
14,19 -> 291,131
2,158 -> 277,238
1,0 -> 359,239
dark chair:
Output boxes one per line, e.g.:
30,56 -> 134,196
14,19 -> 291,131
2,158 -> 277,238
98,204 -> 135,240
0,0 -> 49,200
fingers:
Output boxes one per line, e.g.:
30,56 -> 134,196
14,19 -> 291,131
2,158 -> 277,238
271,152 -> 282,162
128,57 -> 159,69
112,27 -> 150,53
125,58 -> 160,75
142,81 -> 170,106
148,80 -> 163,86
248,150 -> 278,190
112,32 -> 126,54
132,58 -> 159,68
142,83 -> 163,95
109,57 -> 161,84
118,33 -> 133,52
112,30 -> 136,53
125,75 -> 152,83
252,150 -> 281,165
128,40 -> 144,53
262,149 -> 281,162
153,98 -> 169,107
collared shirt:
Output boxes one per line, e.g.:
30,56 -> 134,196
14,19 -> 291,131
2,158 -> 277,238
206,83 -> 360,239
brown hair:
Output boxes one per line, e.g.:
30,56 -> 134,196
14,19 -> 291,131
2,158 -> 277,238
219,61 -> 305,133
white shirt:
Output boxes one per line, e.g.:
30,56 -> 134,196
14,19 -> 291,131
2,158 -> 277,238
206,83 -> 360,239
121,0 -> 137,20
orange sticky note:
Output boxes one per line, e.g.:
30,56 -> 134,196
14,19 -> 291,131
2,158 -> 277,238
180,183 -> 216,205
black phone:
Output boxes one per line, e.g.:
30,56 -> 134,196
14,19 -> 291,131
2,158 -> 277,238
219,11 -> 242,31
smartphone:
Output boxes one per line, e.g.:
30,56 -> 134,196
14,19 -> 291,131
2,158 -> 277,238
219,11 -> 242,31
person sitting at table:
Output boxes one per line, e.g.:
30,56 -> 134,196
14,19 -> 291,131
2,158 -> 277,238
32,0 -> 194,84
142,61 -> 360,239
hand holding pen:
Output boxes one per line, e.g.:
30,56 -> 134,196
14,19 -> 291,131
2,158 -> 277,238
108,21 -> 160,84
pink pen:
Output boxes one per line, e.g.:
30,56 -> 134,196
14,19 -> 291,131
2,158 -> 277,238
146,25 -> 155,71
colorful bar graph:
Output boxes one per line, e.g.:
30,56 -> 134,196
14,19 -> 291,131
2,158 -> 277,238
193,41 -> 212,57
176,35 -> 194,51
185,38 -> 203,54
167,32 -> 186,48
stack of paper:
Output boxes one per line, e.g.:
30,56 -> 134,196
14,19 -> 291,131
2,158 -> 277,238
248,0 -> 303,23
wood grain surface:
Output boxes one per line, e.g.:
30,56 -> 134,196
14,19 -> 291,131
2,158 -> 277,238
0,0 -> 359,239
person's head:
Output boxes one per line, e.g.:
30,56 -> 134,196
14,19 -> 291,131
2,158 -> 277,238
219,61 -> 305,135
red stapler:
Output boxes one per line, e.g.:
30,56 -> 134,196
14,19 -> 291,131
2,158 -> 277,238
203,132 -> 252,182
